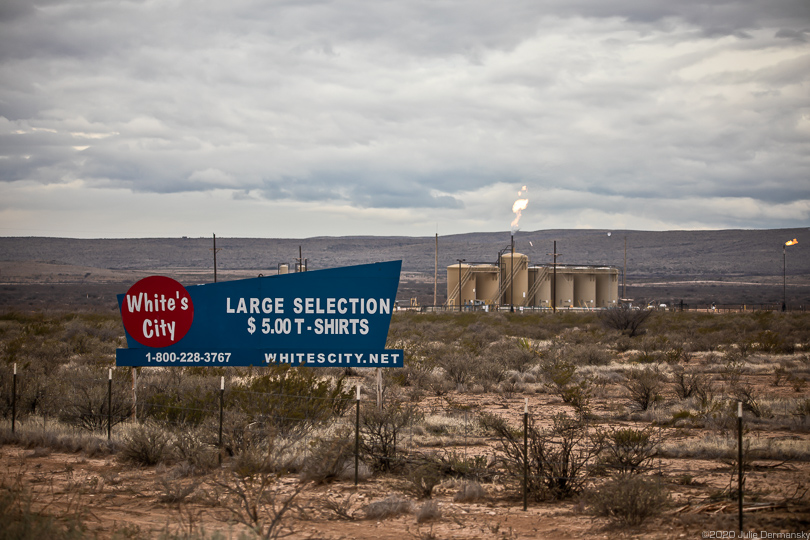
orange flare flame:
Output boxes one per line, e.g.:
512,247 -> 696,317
786,239 -> 798,246
511,186 -> 528,232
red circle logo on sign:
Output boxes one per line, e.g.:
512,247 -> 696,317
120,276 -> 194,347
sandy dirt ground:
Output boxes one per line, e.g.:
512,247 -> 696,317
4,382 -> 810,540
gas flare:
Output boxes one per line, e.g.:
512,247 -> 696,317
785,238 -> 798,246
511,186 -> 528,233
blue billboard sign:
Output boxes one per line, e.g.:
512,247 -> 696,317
116,260 -> 403,368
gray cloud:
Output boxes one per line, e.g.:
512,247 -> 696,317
0,0 -> 808,237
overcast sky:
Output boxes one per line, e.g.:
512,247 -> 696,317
1,0 -> 809,239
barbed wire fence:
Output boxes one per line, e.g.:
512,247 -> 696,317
0,362 -> 785,518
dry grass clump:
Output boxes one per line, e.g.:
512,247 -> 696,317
587,475 -> 668,526
119,422 -> 171,466
362,495 -> 414,520
415,500 -> 442,523
659,434 -> 810,461
453,481 -> 487,502
0,419 -> 120,457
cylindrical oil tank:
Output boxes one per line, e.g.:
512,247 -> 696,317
475,265 -> 499,304
529,267 -> 552,307
278,263 -> 289,275
595,268 -> 619,308
500,252 -> 529,306
554,269 -> 575,308
446,263 -> 475,307
573,271 -> 597,309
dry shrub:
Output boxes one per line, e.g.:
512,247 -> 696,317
540,351 -> 592,416
588,475 -> 668,526
299,432 -> 356,484
360,401 -> 420,472
594,426 -> 660,475
119,423 -> 170,466
362,495 -> 413,520
156,469 -> 198,504
622,367 -> 664,411
670,365 -> 712,402
572,343 -> 613,366
453,481 -> 487,502
209,466 -> 304,539
794,398 -> 810,422
170,427 -> 220,473
601,306 -> 652,338
483,412 -> 598,501
416,500 -> 441,523
404,461 -> 443,499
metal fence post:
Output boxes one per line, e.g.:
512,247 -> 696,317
219,376 -> 224,447
11,363 -> 17,434
355,384 -> 361,486
738,401 -> 744,534
523,398 -> 528,511
107,368 -> 113,440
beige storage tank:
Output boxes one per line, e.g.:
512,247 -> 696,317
500,252 -> 529,307
447,263 -> 475,307
528,267 -> 551,307
554,269 -> 575,308
595,268 -> 619,308
278,263 -> 289,275
475,265 -> 499,304
573,271 -> 597,309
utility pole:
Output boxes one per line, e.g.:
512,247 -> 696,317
549,241 -> 560,313
434,233 -> 438,307
295,245 -> 307,272
211,233 -> 221,283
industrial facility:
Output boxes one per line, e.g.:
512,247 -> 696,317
447,252 -> 619,310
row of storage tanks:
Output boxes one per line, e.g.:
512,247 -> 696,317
447,253 -> 620,309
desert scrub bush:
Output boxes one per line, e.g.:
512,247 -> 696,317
482,412 -> 599,501
794,398 -> 810,423
120,422 -> 171,466
404,459 -> 443,499
209,459 -> 305,540
170,426 -> 220,473
571,342 -> 614,366
601,306 -> 652,338
755,330 -> 794,354
139,374 -> 220,427
436,451 -> 495,482
539,347 -> 593,416
230,365 -> 353,438
468,354 -> 510,392
436,348 -> 474,389
55,366 -> 132,431
299,431 -> 356,484
670,365 -> 712,402
587,475 -> 668,526
622,367 -> 664,411
632,335 -> 669,363
594,426 -> 660,475
732,383 -> 769,418
360,400 -> 421,472
458,321 -> 502,354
